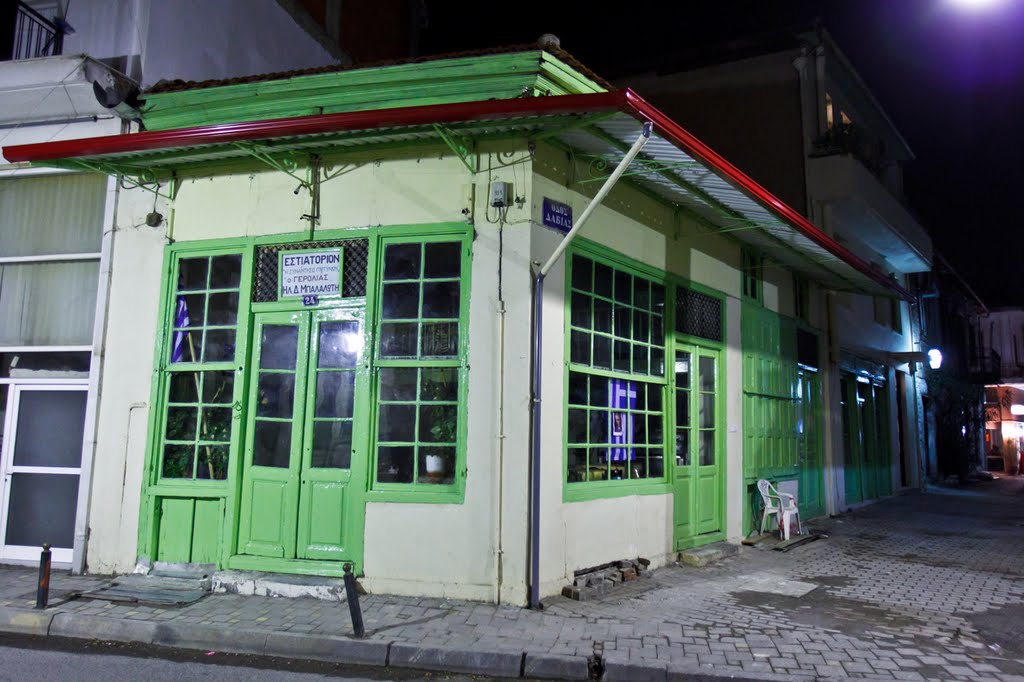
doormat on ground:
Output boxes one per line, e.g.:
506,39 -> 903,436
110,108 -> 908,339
79,575 -> 210,607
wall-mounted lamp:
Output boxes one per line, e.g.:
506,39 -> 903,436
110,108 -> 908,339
927,349 -> 943,370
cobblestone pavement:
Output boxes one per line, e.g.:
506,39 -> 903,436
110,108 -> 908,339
2,477 -> 1023,680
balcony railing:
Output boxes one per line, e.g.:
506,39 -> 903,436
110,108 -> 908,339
1,2 -> 64,62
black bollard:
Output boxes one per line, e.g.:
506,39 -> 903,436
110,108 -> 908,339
36,543 -> 51,609
342,563 -> 364,638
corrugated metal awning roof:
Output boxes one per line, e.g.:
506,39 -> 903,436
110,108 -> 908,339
2,89 -> 910,299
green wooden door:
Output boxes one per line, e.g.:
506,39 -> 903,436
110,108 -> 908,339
797,370 -> 824,519
238,308 -> 366,563
841,374 -> 864,506
673,345 -> 722,548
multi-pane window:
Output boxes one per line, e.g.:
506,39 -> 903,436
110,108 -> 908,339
567,372 -> 665,481
566,253 -> 667,486
375,240 -> 465,488
569,255 -> 666,376
674,351 -> 718,468
170,255 -> 242,364
161,252 -> 243,481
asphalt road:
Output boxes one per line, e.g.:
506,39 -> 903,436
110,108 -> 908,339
0,633 -> 490,681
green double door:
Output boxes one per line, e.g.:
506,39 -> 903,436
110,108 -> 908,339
237,307 -> 368,566
673,344 -> 722,549
841,374 -> 892,505
796,369 -> 825,519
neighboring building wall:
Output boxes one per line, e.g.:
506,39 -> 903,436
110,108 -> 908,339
981,310 -> 1024,381
57,0 -> 335,86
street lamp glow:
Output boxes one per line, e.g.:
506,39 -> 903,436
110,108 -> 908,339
927,349 -> 943,369
948,0 -> 1008,10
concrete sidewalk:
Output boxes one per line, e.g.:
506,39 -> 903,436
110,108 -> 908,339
2,478 -> 1024,681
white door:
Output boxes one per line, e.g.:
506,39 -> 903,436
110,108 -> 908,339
0,385 -> 88,564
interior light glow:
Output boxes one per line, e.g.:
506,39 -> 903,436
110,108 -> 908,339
1011,404 -> 1024,416
948,0 -> 1007,10
928,349 -> 943,369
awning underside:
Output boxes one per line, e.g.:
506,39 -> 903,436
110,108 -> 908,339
6,105 -> 902,298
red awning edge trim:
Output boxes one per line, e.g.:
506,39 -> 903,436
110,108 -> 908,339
2,88 -> 911,300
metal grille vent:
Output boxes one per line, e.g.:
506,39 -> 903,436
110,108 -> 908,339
253,238 -> 369,302
675,287 -> 722,342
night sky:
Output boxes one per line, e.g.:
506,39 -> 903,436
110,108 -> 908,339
420,0 -> 1024,307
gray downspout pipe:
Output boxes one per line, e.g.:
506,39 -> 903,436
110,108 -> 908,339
529,122 -> 652,608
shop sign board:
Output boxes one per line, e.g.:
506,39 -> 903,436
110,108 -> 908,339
279,248 -> 342,300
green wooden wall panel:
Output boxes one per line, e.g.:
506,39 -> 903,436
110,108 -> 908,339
156,498 -> 195,563
190,499 -> 222,564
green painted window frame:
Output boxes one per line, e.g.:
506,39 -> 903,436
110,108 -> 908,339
367,229 -> 472,503
563,241 -> 672,502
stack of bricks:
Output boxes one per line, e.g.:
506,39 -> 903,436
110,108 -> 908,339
561,558 -> 651,601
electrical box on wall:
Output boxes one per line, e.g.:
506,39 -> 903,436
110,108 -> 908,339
490,181 -> 512,208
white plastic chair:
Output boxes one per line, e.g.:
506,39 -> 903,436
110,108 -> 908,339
757,479 -> 802,540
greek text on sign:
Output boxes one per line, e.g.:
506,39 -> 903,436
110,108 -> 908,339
280,248 -> 342,298
542,197 -> 573,234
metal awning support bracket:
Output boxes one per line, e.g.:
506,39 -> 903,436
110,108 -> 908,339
528,121 -> 652,610
230,142 -> 310,189
432,124 -> 476,174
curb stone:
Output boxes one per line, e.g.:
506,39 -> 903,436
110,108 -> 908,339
523,652 -> 590,680
263,631 -> 389,666
49,612 -> 160,644
388,641 -> 524,677
0,606 -> 54,636
151,621 -> 269,655
602,653 -> 668,682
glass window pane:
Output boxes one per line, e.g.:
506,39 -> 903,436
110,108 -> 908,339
203,328 -> 236,363
318,320 -> 361,368
570,330 -> 591,365
177,258 -> 208,291
700,431 -> 715,466
421,321 -> 458,357
632,344 -> 648,375
177,294 -> 206,327
594,262 -> 612,298
567,448 -> 588,482
571,256 -> 592,292
419,446 -> 455,484
570,292 -> 591,329
260,325 -> 298,369
614,305 -> 631,339
568,372 -> 588,406
633,310 -> 649,343
421,367 -> 457,402
419,404 -> 457,443
647,453 -> 664,478
312,421 -> 352,469
700,393 -> 715,428
316,371 -> 355,418
699,356 -> 716,392
380,367 -> 418,401
592,337 -> 612,370
422,281 -> 460,319
196,445 -> 229,480
12,390 -> 87,467
652,315 -> 664,346
380,322 -> 418,357
676,390 -> 690,427
568,408 -> 588,443
377,446 -> 414,483
165,406 -> 198,441
593,298 -> 612,334
199,407 -> 233,443
379,404 -> 416,442
675,352 -> 691,384
632,413 -> 647,444
589,377 -> 608,407
614,270 -> 631,304
651,283 -> 665,312
651,347 -> 665,377
202,371 -> 235,404
170,329 -> 201,364
256,373 -> 295,418
163,444 -> 195,478
648,415 -> 663,444
675,430 -> 690,466
209,254 -> 242,289
424,242 -> 461,279
252,420 -> 292,468
5,472 -> 79,548
648,384 -> 662,412
614,340 -> 631,372
384,243 -> 421,280
589,410 -> 608,443
634,279 -> 650,310
382,282 -> 420,319
207,292 -> 239,326
169,372 -> 200,403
